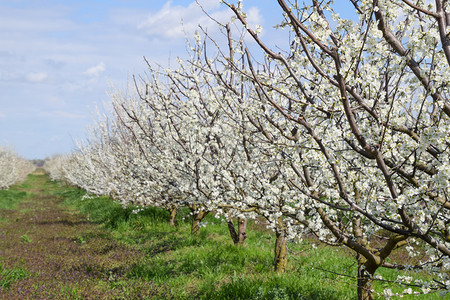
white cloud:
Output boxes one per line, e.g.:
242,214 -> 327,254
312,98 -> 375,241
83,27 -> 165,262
26,72 -> 48,83
245,7 -> 263,29
138,0 -> 250,39
83,62 -> 106,77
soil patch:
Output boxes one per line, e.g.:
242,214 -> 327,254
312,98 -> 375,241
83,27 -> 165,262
0,172 -> 164,299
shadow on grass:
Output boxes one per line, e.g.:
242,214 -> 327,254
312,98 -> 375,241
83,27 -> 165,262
37,219 -> 93,227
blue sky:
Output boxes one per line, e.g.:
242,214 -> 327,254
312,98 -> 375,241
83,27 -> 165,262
0,0 -> 352,159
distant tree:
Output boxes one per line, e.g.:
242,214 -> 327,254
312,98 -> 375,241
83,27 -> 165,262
0,146 -> 35,189
31,159 -> 45,167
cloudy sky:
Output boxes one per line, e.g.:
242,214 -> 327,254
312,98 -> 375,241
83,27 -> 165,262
0,0 -> 352,160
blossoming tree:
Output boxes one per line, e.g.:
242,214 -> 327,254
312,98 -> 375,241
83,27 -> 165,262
44,0 -> 450,296
219,0 -> 450,298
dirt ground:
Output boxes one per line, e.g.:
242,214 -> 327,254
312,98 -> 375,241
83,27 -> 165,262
0,172 -> 163,299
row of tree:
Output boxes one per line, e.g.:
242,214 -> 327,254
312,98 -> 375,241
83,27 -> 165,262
45,0 -> 449,299
0,146 -> 35,190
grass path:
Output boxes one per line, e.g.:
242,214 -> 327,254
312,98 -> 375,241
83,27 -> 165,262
0,171 -> 161,299
0,171 -> 358,299
1,171 -> 438,299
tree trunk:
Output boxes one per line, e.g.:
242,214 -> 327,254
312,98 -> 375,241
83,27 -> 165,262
227,219 -> 239,244
237,218 -> 247,245
274,229 -> 287,273
227,217 -> 248,246
168,207 -> 177,226
191,210 -> 208,234
357,257 -> 376,300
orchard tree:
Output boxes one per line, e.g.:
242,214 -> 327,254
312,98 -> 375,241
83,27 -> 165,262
216,0 -> 450,298
44,155 -> 69,182
64,118 -> 122,197
112,67 -> 222,234
172,28 -> 310,270
49,106 -> 185,226
115,34 -> 308,261
111,87 -> 190,226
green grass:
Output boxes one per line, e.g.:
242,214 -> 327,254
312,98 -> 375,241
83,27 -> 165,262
57,187 -> 446,299
0,262 -> 29,290
0,172 -> 62,212
0,189 -> 28,210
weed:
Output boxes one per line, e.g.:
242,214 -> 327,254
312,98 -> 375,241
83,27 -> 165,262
74,235 -> 86,244
20,234 -> 32,243
0,263 -> 29,290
